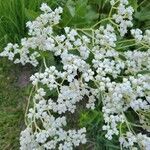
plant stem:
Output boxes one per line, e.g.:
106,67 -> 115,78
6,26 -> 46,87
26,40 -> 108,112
25,86 -> 35,126
92,18 -> 109,28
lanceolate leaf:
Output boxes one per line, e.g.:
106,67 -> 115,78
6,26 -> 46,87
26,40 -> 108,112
61,0 -> 98,27
135,3 -> 150,21
128,0 -> 138,11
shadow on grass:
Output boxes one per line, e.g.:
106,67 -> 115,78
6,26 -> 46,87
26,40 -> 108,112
0,59 -> 33,150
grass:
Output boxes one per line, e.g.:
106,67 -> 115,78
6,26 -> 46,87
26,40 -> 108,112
0,0 -> 26,50
0,59 -> 27,149
0,58 -> 36,149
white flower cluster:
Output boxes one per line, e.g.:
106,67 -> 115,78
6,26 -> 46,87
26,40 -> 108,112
30,66 -> 65,90
131,29 -> 143,41
124,50 -> 150,74
119,132 -> 150,150
1,1 -> 150,150
30,65 -> 97,113
101,74 -> 150,139
92,24 -> 150,142
0,5 -> 93,68
0,3 -> 63,66
95,24 -> 117,48
111,0 -> 134,36
131,29 -> 150,46
61,52 -> 94,82
0,42 -> 40,66
22,63 -> 97,149
21,88 -> 87,150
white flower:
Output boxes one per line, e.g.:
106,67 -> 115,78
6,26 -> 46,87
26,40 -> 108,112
112,1 -> 134,36
131,29 -> 143,41
40,3 -> 52,12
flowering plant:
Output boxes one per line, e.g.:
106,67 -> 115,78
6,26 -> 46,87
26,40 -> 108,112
0,0 -> 150,149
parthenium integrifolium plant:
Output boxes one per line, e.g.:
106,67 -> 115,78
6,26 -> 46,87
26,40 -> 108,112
1,0 -> 150,149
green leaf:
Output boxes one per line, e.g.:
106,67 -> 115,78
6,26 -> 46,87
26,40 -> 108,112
79,110 -> 103,127
144,20 -> 150,29
128,0 -> 138,10
67,5 -> 75,17
25,8 -> 39,20
89,0 -> 106,5
135,4 -> 150,21
61,0 -> 98,27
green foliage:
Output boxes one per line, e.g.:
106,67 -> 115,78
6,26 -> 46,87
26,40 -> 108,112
0,0 -> 26,49
61,0 -> 99,27
137,6 -> 150,21
128,0 -> 138,10
134,0 -> 150,29
79,110 -> 120,150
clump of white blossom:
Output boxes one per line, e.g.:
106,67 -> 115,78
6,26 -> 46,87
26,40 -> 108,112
21,88 -> 87,149
119,132 -> 150,150
111,0 -> 134,36
0,1 -> 150,150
